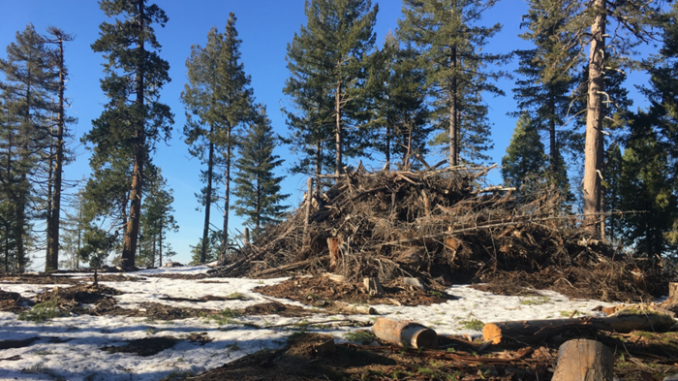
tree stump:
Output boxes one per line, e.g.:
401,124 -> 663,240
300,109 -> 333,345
327,236 -> 343,273
664,283 -> 678,306
363,277 -> 384,296
552,339 -> 613,381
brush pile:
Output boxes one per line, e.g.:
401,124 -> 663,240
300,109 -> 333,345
210,164 -> 671,302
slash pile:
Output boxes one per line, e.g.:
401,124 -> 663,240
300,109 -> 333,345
211,165 -> 671,302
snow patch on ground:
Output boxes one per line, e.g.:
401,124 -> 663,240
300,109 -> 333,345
0,269 -> 618,381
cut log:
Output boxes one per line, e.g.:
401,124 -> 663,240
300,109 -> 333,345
483,314 -> 676,344
552,339 -> 613,381
328,236 -> 343,273
363,277 -> 384,296
372,318 -> 438,349
322,273 -> 345,283
403,277 -> 428,292
334,301 -> 377,315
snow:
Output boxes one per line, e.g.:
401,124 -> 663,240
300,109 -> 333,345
0,265 -> 618,381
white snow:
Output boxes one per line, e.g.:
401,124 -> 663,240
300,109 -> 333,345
0,266 -> 619,381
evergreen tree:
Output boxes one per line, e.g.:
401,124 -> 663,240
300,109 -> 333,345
233,106 -> 289,236
604,143 -> 623,244
182,14 -> 254,263
372,32 -> 431,168
501,113 -> 546,193
59,189 -> 86,270
78,226 -> 116,285
0,24 -> 56,272
558,0 -> 665,236
86,0 -> 174,269
138,168 -> 178,267
189,230 -> 222,265
284,0 -> 378,179
513,0 -> 577,200
398,0 -> 509,166
43,27 -> 75,271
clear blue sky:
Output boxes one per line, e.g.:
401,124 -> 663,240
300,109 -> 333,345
0,0 -> 652,268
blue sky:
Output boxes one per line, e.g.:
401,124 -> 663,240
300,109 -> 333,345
0,0 -> 653,268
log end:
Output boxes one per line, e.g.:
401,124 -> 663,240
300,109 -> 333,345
482,323 -> 502,345
410,327 -> 438,349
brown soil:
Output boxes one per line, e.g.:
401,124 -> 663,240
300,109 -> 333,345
0,274 -> 82,285
196,280 -> 230,284
96,275 -> 147,282
190,329 -> 678,381
35,284 -> 121,308
104,303 -> 219,320
242,302 -> 313,317
158,295 -> 244,303
0,289 -> 30,313
473,266 -> 666,302
254,276 -> 453,307
101,337 -> 178,357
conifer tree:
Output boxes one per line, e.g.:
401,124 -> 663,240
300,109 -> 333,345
86,0 -> 173,269
558,0 -> 665,236
284,0 -> 378,179
182,14 -> 254,263
513,0 -> 577,199
0,24 -> 56,272
138,168 -> 177,267
501,113 -> 546,193
233,106 -> 289,236
372,33 -> 431,167
43,27 -> 74,271
398,0 -> 509,165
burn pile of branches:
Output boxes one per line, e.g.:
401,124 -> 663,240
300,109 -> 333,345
211,164 -> 669,301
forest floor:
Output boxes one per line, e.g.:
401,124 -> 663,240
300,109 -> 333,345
0,265 -> 677,381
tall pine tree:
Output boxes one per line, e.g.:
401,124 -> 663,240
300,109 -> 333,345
501,113 -> 547,194
398,0 -> 509,165
86,0 -> 173,269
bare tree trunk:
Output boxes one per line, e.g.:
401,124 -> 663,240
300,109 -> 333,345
335,79 -> 342,177
385,124 -> 391,168
315,140 -> 322,199
46,130 -> 54,270
159,228 -> 163,268
17,67 -> 32,273
122,0 -> 146,269
222,128 -> 231,262
449,45 -> 458,167
151,233 -> 156,267
201,125 -> 214,264
549,91 -> 557,173
583,0 -> 606,237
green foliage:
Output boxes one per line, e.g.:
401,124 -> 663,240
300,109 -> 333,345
233,106 -> 289,235
18,299 -> 70,322
138,168 -> 179,268
459,319 -> 484,331
189,230 -> 222,265
398,0 -> 509,164
343,330 -> 376,345
283,0 -> 378,177
501,113 -> 547,193
77,226 -> 116,273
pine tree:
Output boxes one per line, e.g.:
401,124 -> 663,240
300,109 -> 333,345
87,0 -> 174,269
501,113 -> 546,193
398,0 -> 509,166
284,0 -> 378,179
372,33 -> 431,168
78,226 -> 116,285
0,24 -> 56,272
558,0 -> 666,236
43,27 -> 74,271
138,168 -> 178,268
233,106 -> 289,236
513,0 -> 577,200
182,14 -> 254,263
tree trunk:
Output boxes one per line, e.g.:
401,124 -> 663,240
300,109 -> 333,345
4,120 -> 10,273
46,133 -> 54,270
552,339 -> 613,381
121,0 -> 146,270
158,228 -> 163,268
201,126 -> 214,264
151,233 -> 156,267
372,318 -> 438,349
483,314 -> 675,345
315,140 -> 322,199
222,129 -> 231,263
583,0 -> 606,237
449,45 -> 458,167
47,35 -> 67,272
549,90 -> 557,174
385,124 -> 391,168
335,79 -> 342,177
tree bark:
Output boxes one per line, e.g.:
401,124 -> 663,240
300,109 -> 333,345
158,228 -> 163,268
47,33 -> 67,272
315,140 -> 322,200
385,124 -> 391,168
201,125 -> 214,264
482,314 -> 675,344
372,318 -> 438,349
549,90 -> 557,174
222,127 -> 231,263
335,78 -> 342,177
449,45 -> 458,167
552,339 -> 613,381
121,0 -> 146,269
583,0 -> 606,237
